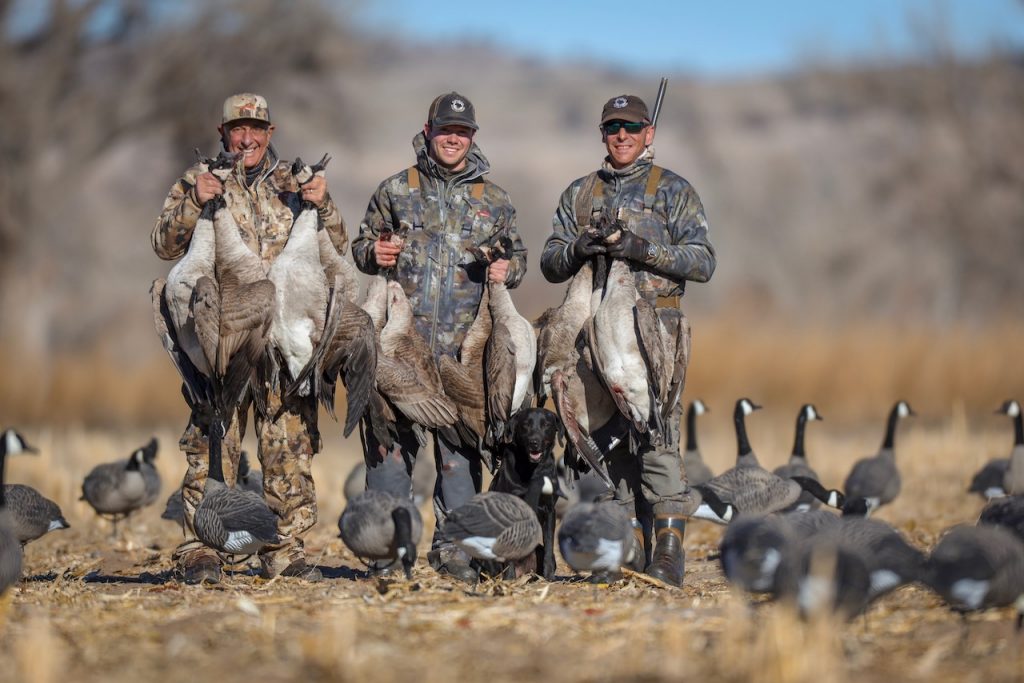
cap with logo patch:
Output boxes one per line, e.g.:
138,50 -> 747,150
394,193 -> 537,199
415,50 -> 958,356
427,92 -> 478,131
600,94 -> 650,125
222,93 -> 271,125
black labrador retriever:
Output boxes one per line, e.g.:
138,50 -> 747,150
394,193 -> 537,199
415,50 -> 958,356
488,407 -> 562,580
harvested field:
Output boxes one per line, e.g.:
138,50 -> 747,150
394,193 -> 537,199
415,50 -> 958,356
1,414 -> 1022,683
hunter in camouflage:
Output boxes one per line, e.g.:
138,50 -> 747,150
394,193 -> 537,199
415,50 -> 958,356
352,92 -> 527,582
153,93 -> 343,584
540,93 -> 716,587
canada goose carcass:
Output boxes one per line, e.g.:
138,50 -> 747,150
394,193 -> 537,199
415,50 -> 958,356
773,404 -> 824,511
842,400 -> 915,516
80,447 -> 150,535
268,154 -> 345,401
193,435 -> 279,558
682,400 -> 713,486
339,489 -> 424,579
535,261 -> 594,407
375,281 -> 458,435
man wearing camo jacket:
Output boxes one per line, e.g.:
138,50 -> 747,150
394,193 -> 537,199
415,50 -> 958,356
351,92 -> 527,582
153,93 -> 345,584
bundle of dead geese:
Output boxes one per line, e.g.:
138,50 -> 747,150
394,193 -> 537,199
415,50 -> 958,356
151,151 -> 375,460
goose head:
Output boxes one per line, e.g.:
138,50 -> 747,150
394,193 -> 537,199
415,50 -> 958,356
801,404 -> 823,422
997,399 -> 1021,418
736,398 -> 762,417
291,153 -> 331,185
690,399 -> 708,417
2,429 -> 38,457
892,400 -> 915,420
134,437 -> 158,465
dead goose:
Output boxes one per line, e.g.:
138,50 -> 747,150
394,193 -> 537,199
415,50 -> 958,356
267,154 -> 343,400
924,523 -> 1024,628
967,400 -> 1020,499
978,495 -> 1024,543
772,404 -> 824,511
193,437 -> 279,558
558,501 -> 642,580
315,297 -> 377,439
535,260 -> 594,406
440,492 -> 542,572
338,489 -> 424,579
682,399 -> 713,486
80,447 -> 150,534
842,400 -> 915,516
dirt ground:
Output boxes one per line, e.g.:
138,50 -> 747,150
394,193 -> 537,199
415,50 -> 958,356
1,417 -> 1022,683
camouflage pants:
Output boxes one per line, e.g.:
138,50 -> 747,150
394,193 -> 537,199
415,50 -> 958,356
172,386 -> 320,576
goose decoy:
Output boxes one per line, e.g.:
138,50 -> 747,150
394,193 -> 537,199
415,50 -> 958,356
338,489 -> 424,579
781,536 -> 874,619
924,524 -> 1024,628
731,398 -> 763,468
978,495 -> 1024,544
1000,399 -> 1024,496
0,429 -> 69,545
80,445 -> 152,534
193,438 -> 279,558
773,404 -> 824,511
558,501 -> 642,580
967,400 -> 1021,499
267,154 -> 343,399
694,469 -> 843,523
0,429 -> 34,593
342,452 -> 435,507
163,450 -> 262,524
681,399 -> 713,486
440,492 -> 542,577
841,400 -> 915,517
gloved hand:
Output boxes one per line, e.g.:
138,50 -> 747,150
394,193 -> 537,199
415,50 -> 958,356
605,228 -> 654,263
571,232 -> 607,262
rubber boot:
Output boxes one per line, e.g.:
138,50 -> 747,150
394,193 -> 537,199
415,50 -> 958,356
646,514 -> 686,587
626,517 -> 648,572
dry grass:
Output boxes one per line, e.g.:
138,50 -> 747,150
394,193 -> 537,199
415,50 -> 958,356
1,413 -> 1023,683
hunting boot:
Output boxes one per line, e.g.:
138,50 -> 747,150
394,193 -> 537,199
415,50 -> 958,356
646,514 -> 686,587
176,548 -> 222,585
626,517 -> 649,572
278,558 -> 323,582
427,543 -> 478,584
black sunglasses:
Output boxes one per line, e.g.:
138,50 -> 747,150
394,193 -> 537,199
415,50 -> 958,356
602,121 -> 647,135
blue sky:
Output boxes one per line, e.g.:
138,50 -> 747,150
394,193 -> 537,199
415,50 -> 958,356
354,0 -> 1024,77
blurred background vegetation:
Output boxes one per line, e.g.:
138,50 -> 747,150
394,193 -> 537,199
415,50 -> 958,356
1,0 -> 1022,429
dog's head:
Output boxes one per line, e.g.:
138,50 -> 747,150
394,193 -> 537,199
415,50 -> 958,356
508,408 -> 559,464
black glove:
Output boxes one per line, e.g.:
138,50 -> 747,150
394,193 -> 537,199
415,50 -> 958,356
571,232 -> 607,262
605,228 -> 654,263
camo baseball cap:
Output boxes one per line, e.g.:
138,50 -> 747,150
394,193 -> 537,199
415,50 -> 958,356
427,92 -> 478,131
600,94 -> 650,125
222,93 -> 271,125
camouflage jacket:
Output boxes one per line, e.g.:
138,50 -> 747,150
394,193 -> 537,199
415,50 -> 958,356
540,148 -> 715,303
352,132 -> 527,357
152,146 -> 347,266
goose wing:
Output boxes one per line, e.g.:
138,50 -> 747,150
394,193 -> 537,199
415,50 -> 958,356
151,278 -> 212,408
551,363 -> 613,490
318,299 -> 378,436
376,356 -> 457,429
485,321 -> 516,441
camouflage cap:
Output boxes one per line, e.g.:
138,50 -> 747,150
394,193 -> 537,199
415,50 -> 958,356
600,95 -> 650,125
222,93 -> 271,125
427,92 -> 479,131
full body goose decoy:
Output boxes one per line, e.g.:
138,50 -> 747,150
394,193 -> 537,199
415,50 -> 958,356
681,399 -> 713,486
924,524 -> 1024,628
0,431 -> 27,595
440,492 -> 542,577
1000,399 -> 1024,496
842,400 -> 915,517
773,404 -> 824,511
967,399 -> 1021,500
720,510 -> 842,594
80,445 -> 152,534
267,154 -> 343,400
558,501 -> 642,580
0,429 -> 69,545
193,434 -> 280,559
693,401 -> 844,523
979,495 -> 1024,543
342,455 -> 435,507
163,450 -> 263,524
338,489 -> 424,579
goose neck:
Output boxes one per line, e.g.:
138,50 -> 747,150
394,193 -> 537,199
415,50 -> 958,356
792,412 -> 808,458
686,405 -> 700,451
